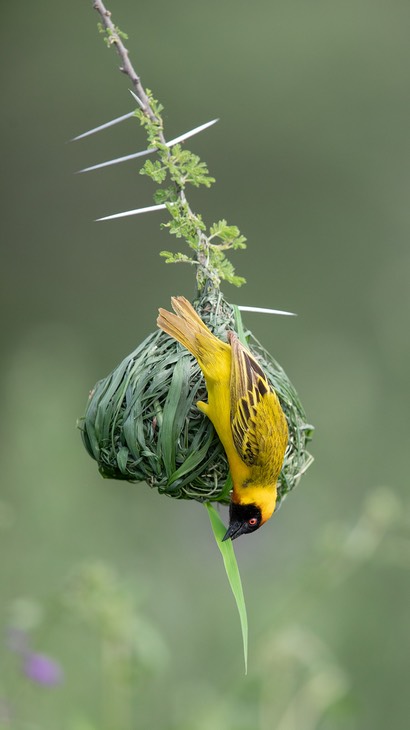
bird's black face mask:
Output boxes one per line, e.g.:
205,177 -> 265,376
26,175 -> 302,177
222,502 -> 262,541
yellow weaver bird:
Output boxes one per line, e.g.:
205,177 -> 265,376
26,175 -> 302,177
157,297 -> 289,540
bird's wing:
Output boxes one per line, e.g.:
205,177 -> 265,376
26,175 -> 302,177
229,332 -> 288,476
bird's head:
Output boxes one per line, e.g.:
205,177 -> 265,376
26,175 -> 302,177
222,487 -> 277,541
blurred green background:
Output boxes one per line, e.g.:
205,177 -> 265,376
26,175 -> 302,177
1,0 -> 409,728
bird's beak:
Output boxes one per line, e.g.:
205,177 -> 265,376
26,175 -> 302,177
222,520 -> 244,542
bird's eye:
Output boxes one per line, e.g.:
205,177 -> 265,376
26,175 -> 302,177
248,517 -> 258,527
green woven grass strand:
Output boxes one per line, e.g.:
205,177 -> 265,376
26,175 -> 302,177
80,292 -> 313,505
206,503 -> 248,674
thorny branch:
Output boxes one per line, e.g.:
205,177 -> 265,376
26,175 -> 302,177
92,0 -> 158,127
92,0 -> 211,291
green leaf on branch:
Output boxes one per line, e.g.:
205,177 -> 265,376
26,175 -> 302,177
153,186 -> 178,205
167,145 -> 215,189
162,201 -> 205,243
132,90 -> 246,289
98,23 -> 128,46
140,159 -> 167,184
209,220 -> 247,249
159,251 -> 196,265
219,260 -> 246,287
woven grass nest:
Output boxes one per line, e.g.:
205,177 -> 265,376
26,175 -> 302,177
81,291 -> 313,509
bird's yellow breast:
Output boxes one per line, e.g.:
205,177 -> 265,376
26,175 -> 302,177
195,339 -> 283,525
196,347 -> 254,486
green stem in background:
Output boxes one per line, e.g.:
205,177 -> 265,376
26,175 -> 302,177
101,638 -> 132,730
206,503 -> 248,674
92,0 -> 247,295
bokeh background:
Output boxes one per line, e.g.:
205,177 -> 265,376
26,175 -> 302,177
1,1 -> 409,728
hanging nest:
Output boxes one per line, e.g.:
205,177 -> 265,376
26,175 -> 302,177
80,291 -> 313,509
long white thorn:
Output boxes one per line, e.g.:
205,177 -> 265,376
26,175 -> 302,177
237,305 -> 297,316
78,148 -> 155,174
96,203 -> 168,221
71,111 -> 136,142
166,118 -> 219,147
78,118 -> 219,173
129,89 -> 144,109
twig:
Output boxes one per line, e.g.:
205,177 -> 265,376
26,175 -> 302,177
93,0 -> 159,127
92,1 -> 253,294
92,0 -> 213,291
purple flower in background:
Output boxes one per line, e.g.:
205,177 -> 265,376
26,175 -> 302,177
6,624 -> 64,687
23,652 -> 64,686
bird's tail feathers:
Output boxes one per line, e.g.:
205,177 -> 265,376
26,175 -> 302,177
157,296 -> 227,366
